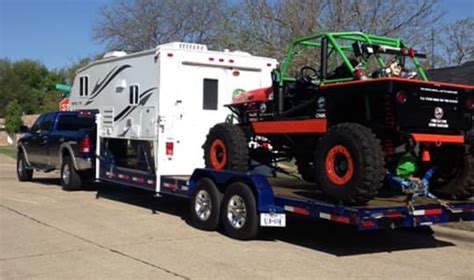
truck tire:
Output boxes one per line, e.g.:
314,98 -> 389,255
61,156 -> 83,191
190,178 -> 222,231
430,146 -> 473,200
221,182 -> 259,240
17,152 -> 33,182
314,123 -> 385,204
203,123 -> 249,171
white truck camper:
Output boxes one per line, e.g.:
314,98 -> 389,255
69,42 -> 277,193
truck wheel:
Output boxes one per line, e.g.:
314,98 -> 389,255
430,146 -> 473,200
17,152 -> 33,182
61,156 -> 83,191
190,178 -> 222,231
221,182 -> 259,240
314,123 -> 385,204
203,123 -> 248,171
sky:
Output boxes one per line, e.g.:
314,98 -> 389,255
0,0 -> 473,70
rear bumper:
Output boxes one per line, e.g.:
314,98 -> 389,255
411,133 -> 464,144
75,157 -> 93,171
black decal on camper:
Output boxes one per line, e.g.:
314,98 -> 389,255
115,87 -> 157,122
83,64 -> 132,106
114,106 -> 132,122
91,64 -> 132,98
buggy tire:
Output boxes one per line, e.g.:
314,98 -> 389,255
190,178 -> 222,231
295,158 -> 315,182
203,123 -> 248,171
17,152 -> 33,182
61,156 -> 83,191
430,145 -> 473,200
314,123 -> 385,204
221,182 -> 259,240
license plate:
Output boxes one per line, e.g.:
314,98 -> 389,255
260,213 -> 286,227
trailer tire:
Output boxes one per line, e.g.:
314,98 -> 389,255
203,123 -> 249,171
221,182 -> 259,240
430,145 -> 473,200
314,123 -> 385,204
190,178 -> 222,231
17,152 -> 33,182
61,156 -> 83,191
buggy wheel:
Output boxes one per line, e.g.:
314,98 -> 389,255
430,145 -> 473,200
221,182 -> 259,240
314,123 -> 385,204
203,123 -> 249,171
17,152 -> 33,182
190,178 -> 222,231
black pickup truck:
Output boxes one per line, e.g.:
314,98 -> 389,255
16,111 -> 96,190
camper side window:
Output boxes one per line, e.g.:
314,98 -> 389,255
203,79 -> 218,110
79,76 -> 89,97
129,85 -> 139,105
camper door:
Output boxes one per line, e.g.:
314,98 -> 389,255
168,66 -> 230,174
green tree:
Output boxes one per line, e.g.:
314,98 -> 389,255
0,58 -> 67,116
4,100 -> 23,135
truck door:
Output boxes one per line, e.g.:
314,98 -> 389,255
36,112 -> 55,168
23,114 -> 44,166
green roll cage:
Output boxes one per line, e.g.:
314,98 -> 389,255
278,32 -> 428,86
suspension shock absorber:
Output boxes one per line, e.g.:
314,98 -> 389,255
383,93 -> 395,159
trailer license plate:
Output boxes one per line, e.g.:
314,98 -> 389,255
260,213 -> 286,227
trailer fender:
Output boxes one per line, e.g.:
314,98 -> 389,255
189,169 -> 284,214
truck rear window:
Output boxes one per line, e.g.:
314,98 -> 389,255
56,114 -> 94,131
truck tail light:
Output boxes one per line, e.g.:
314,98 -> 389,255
79,135 -> 91,154
466,97 -> 472,110
166,142 -> 174,156
396,91 -> 407,104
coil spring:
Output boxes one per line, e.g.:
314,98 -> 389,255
383,94 -> 395,157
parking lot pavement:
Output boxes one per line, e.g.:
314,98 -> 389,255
1,154 -> 473,279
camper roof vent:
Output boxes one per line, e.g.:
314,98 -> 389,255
231,50 -> 252,56
158,42 -> 208,51
103,51 -> 127,59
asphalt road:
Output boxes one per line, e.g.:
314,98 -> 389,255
1,154 -> 473,279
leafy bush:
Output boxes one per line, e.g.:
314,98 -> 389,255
4,100 -> 23,134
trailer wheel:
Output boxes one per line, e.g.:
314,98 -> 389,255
430,145 -> 473,200
190,178 -> 222,231
314,123 -> 385,204
61,156 -> 83,191
221,182 -> 259,240
203,123 -> 249,171
17,152 -> 33,182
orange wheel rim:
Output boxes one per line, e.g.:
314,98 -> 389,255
210,139 -> 227,170
324,145 -> 354,185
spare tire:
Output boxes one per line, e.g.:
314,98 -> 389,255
430,145 -> 473,200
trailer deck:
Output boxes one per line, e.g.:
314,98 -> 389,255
185,169 -> 474,233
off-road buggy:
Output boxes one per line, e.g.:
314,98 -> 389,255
203,32 -> 473,205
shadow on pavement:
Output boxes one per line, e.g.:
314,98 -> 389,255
88,182 -> 454,256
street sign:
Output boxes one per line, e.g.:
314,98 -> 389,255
55,84 -> 72,92
59,98 -> 70,111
